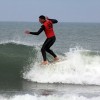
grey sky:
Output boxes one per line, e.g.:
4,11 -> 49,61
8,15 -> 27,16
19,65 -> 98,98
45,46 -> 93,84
0,0 -> 100,22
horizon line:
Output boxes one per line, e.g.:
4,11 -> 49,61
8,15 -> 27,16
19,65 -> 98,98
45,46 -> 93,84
0,21 -> 100,23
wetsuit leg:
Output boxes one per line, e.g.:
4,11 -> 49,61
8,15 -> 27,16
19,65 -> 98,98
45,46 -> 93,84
41,36 -> 57,61
46,37 -> 57,58
41,39 -> 48,61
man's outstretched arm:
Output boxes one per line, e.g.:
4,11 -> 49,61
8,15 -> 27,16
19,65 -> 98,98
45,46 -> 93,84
29,25 -> 45,35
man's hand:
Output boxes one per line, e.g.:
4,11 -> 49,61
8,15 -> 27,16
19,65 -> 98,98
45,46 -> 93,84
45,16 -> 49,20
25,30 -> 30,34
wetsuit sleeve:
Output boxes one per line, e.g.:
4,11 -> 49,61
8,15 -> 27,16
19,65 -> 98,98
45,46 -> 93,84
30,25 -> 45,35
48,19 -> 58,24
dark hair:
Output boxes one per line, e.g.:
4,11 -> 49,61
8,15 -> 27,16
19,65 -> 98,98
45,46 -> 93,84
39,15 -> 45,20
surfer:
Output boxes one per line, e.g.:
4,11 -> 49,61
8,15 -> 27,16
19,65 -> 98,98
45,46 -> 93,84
25,15 -> 59,65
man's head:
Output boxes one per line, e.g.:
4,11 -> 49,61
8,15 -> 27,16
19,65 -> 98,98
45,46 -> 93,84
39,15 -> 46,24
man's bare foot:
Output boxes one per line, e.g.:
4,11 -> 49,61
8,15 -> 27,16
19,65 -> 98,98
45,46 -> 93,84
54,57 -> 59,61
41,61 -> 48,65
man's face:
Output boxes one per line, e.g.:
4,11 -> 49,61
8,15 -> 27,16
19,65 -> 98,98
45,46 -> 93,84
39,18 -> 45,24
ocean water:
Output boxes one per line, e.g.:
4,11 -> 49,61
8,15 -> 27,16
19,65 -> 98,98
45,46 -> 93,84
0,22 -> 100,100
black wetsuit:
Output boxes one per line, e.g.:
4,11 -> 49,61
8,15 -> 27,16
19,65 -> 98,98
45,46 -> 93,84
30,19 -> 58,61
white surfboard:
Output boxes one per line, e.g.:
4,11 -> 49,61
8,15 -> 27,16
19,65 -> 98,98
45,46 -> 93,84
49,60 -> 67,65
40,59 -> 67,66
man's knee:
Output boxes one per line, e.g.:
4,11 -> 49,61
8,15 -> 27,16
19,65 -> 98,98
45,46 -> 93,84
41,47 -> 45,53
46,48 -> 52,51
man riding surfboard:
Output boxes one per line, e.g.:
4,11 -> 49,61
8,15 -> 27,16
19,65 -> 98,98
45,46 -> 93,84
25,15 -> 59,65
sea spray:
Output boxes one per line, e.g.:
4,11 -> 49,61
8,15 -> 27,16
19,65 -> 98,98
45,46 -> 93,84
23,48 -> 100,85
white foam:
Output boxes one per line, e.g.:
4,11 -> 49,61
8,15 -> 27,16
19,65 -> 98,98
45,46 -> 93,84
0,94 -> 100,100
23,48 -> 100,85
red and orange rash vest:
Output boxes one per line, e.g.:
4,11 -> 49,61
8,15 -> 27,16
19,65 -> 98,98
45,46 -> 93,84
43,20 -> 55,38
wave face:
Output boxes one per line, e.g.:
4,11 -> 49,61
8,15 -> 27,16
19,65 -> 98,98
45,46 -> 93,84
0,41 -> 37,89
23,47 -> 100,85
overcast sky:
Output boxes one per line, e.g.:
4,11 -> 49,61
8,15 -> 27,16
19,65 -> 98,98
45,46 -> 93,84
0,0 -> 100,22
